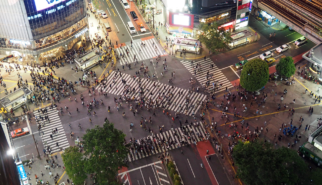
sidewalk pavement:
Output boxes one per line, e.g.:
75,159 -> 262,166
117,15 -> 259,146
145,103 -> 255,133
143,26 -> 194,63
26,153 -> 69,185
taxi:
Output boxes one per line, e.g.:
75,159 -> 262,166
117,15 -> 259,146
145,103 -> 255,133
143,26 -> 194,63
235,60 -> 248,69
11,127 -> 30,138
265,57 -> 276,65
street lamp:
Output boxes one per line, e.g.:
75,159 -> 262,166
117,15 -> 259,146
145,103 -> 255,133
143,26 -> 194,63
7,148 -> 15,156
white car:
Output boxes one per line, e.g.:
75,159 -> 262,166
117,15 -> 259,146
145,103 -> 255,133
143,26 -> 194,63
260,51 -> 273,60
276,44 -> 290,53
295,37 -> 307,46
122,0 -> 130,9
100,12 -> 108,19
139,24 -> 146,32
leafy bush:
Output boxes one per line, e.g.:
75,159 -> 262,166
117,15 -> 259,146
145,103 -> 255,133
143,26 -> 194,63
174,180 -> 181,185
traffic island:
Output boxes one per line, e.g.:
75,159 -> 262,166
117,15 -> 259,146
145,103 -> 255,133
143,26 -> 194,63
166,160 -> 184,185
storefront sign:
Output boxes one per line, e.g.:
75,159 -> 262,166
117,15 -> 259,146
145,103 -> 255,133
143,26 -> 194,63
236,17 -> 248,23
220,13 -> 229,17
249,0 -> 253,12
17,165 -> 27,180
168,12 -> 194,31
169,26 -> 193,34
238,2 -> 250,10
75,28 -> 88,38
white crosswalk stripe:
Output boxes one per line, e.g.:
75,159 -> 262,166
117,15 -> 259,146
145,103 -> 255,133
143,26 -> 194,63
180,58 -> 234,93
34,108 -> 70,153
96,71 -> 207,116
115,38 -> 166,65
126,122 -> 207,162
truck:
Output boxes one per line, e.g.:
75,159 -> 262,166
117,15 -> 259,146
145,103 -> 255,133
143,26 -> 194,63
298,142 -> 322,166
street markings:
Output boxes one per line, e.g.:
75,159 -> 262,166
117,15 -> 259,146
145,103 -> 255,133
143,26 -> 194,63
34,108 -> 70,153
115,38 -> 166,65
125,122 -> 207,162
180,58 -> 234,93
96,71 -> 207,116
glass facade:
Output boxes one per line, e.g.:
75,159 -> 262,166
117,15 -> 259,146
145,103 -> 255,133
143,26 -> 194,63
23,0 -> 86,40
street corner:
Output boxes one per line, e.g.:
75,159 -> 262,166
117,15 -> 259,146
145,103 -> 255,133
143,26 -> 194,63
230,79 -> 240,87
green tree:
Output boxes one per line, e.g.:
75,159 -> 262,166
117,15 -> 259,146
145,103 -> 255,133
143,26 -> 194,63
240,58 -> 269,92
83,121 -> 129,184
233,140 -> 311,185
62,146 -> 87,185
276,56 -> 296,78
197,23 -> 232,53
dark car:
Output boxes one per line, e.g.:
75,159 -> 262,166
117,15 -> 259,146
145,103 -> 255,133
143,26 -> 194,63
130,11 -> 138,21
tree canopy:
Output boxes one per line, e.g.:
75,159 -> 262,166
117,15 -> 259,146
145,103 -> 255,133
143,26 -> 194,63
62,146 -> 87,185
233,140 -> 322,185
276,56 -> 296,78
197,23 -> 232,53
62,120 -> 129,185
240,58 -> 269,92
83,121 -> 129,184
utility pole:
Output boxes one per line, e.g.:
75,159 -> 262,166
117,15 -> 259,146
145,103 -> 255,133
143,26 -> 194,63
32,134 -> 41,159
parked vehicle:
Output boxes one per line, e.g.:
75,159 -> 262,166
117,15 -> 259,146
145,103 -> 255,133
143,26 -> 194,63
299,142 -> 322,166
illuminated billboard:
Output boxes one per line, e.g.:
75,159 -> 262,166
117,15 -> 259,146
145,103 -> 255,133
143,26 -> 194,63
173,14 -> 191,26
34,0 -> 66,11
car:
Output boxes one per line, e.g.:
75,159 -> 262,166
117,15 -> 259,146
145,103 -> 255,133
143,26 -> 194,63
265,57 -> 276,65
122,0 -> 130,9
235,60 -> 248,69
11,127 -> 29,138
130,11 -> 138,21
100,12 -> 108,19
276,44 -> 290,53
138,23 -> 146,32
260,51 -> 273,60
295,37 -> 307,46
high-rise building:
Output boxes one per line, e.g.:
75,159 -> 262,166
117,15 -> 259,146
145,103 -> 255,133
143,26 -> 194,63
0,123 -> 20,185
0,0 -> 89,63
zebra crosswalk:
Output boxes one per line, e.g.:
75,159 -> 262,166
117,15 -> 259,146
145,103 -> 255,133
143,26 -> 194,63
96,71 -> 207,116
180,58 -> 234,92
127,122 -> 208,162
34,107 -> 70,153
115,38 -> 167,65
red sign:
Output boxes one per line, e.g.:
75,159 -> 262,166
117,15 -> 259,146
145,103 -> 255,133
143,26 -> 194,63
238,2 -> 250,10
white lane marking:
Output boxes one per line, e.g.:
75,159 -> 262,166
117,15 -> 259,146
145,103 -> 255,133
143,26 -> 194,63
106,8 -> 111,15
262,42 -> 273,47
205,155 -> 220,185
157,171 -> 167,177
140,169 -> 147,185
114,23 -> 120,32
187,158 -> 196,178
237,51 -> 250,56
230,66 -> 240,79
110,0 -> 133,41
118,161 -> 162,175
15,145 -> 25,149
133,32 -> 153,37
160,178 -> 170,184
19,154 -> 30,158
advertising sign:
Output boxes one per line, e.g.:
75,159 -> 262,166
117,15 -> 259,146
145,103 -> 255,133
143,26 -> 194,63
34,0 -> 67,11
17,164 -> 27,180
238,2 -> 250,10
168,12 -> 194,34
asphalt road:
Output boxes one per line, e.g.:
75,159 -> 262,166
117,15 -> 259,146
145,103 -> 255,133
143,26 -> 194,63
98,0 -> 152,44
170,146 -> 213,185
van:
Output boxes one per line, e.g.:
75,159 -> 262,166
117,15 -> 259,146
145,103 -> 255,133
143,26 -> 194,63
122,0 -> 130,9
130,11 -> 138,21
103,22 -> 111,32
127,22 -> 136,34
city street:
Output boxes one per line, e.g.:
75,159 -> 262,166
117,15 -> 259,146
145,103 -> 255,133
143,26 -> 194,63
2,1 -> 320,184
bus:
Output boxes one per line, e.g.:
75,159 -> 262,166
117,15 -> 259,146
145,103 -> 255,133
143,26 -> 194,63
299,142 -> 322,166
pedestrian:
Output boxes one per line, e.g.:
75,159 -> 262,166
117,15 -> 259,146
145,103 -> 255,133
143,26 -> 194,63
181,150 -> 183,154
266,128 -> 268,132
41,171 -> 44,177
49,171 -> 52,177
305,124 -> 308,131
206,150 -> 209,154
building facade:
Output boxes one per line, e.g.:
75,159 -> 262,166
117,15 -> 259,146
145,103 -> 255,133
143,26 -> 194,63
0,0 -> 89,63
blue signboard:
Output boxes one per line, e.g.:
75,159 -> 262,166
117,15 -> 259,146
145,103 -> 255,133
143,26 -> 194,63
17,165 -> 27,180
